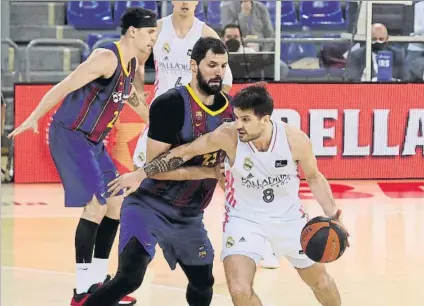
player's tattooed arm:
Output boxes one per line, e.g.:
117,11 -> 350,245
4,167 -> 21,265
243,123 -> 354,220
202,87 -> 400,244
143,151 -> 185,178
127,65 -> 150,123
141,124 -> 236,178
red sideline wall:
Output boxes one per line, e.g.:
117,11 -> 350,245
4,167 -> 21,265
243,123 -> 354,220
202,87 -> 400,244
14,83 -> 424,183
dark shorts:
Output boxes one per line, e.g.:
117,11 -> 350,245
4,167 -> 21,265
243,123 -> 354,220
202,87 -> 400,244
119,191 -> 214,270
48,120 -> 122,207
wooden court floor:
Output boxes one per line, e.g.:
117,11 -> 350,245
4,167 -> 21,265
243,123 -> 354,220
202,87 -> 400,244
1,180 -> 423,306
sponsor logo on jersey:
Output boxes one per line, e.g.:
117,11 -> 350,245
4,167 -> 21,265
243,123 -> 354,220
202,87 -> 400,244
241,174 -> 291,189
187,49 -> 192,56
275,160 -> 288,168
243,157 -> 253,171
158,62 -> 191,72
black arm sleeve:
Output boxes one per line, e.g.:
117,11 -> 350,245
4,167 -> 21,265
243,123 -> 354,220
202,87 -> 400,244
147,89 -> 185,144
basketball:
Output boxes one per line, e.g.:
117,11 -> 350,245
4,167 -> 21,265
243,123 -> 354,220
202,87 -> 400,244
300,216 -> 348,263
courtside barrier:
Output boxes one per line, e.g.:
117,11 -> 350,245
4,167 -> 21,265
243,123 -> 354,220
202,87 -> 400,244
14,83 -> 424,183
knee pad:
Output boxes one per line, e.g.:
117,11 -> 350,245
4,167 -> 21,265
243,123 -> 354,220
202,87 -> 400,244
187,267 -> 214,291
187,282 -> 213,306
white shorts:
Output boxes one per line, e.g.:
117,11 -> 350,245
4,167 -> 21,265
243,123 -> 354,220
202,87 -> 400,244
133,127 -> 149,168
221,216 -> 315,269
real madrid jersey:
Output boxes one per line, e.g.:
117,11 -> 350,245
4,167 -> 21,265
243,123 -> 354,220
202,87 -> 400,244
224,122 -> 303,222
152,15 -> 204,100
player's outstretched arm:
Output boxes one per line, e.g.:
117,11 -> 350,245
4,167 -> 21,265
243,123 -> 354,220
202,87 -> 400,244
291,126 -> 350,241
107,123 -> 234,197
143,124 -> 233,178
8,49 -> 117,138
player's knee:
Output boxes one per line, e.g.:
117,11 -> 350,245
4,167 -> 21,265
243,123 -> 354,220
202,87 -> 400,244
190,273 -> 214,292
82,197 -> 107,223
228,281 -> 253,301
105,196 -> 123,220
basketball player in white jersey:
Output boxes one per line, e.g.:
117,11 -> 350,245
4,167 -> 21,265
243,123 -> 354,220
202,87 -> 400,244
111,85 -> 350,306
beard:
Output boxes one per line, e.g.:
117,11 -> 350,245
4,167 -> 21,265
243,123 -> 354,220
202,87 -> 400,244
196,69 -> 223,96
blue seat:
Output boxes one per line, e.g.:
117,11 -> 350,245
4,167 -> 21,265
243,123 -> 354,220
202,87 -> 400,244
114,1 -> 158,26
67,1 -> 115,29
83,32 -> 120,60
299,1 -> 345,29
207,1 -> 221,27
266,1 -> 300,30
281,34 -> 317,64
86,33 -> 120,50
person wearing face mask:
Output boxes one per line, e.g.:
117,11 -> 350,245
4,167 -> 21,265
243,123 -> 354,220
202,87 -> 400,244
346,23 -> 409,81
222,24 -> 256,53
221,24 -> 289,81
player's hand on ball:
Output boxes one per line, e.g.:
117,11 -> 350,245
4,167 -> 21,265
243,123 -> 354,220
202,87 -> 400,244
8,117 -> 38,139
108,170 -> 145,197
331,209 -> 350,247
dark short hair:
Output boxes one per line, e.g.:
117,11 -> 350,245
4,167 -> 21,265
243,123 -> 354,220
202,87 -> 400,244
120,8 -> 157,35
221,24 -> 242,37
191,37 -> 228,65
231,85 -> 274,118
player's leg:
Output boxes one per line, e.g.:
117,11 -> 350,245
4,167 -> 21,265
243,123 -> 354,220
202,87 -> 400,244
224,255 -> 262,306
167,216 -> 215,306
84,197 -> 158,306
178,261 -> 214,306
48,122 -> 107,303
296,263 -> 341,306
221,218 -> 267,306
91,146 -> 123,285
278,216 -> 341,306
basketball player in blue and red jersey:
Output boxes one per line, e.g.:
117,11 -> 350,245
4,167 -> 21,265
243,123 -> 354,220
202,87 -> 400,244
83,37 -> 232,306
8,8 -> 157,306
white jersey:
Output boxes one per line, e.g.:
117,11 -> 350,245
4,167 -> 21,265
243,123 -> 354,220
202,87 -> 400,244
152,15 -> 204,100
224,122 -> 303,222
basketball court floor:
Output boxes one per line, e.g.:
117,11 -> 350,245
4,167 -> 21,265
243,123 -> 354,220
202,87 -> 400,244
1,180 -> 423,306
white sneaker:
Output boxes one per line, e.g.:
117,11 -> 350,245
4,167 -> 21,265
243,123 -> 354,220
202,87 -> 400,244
261,253 -> 280,269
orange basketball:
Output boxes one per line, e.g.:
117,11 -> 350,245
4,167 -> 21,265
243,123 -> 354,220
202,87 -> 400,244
300,216 -> 348,263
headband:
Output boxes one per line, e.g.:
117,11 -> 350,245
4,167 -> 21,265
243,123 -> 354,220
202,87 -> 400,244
135,15 -> 157,28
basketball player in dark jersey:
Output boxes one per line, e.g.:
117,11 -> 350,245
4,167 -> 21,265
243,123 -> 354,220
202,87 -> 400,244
83,37 -> 232,306
8,8 -> 157,306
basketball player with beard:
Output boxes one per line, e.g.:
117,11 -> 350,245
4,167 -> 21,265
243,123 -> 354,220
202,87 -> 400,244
83,37 -> 232,306
132,0 -> 233,169
110,85 -> 350,306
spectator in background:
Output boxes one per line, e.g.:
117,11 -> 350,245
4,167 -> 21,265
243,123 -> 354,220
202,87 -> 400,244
406,1 -> 424,80
221,24 -> 256,53
221,0 -> 274,52
346,23 -> 409,81
221,24 -> 289,80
